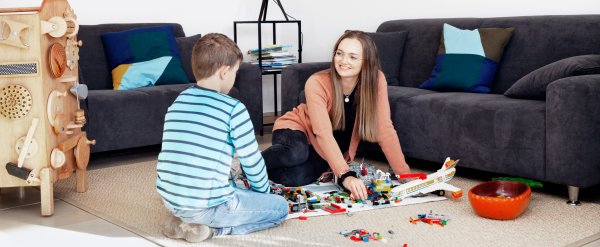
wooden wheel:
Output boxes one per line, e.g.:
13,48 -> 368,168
48,43 -> 67,78
0,85 -> 32,119
74,134 -> 95,170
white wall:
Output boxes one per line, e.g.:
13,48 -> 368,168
3,0 -> 599,114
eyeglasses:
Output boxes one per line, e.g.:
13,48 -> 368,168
334,50 -> 362,63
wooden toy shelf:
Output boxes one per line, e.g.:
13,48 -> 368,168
0,0 -> 94,216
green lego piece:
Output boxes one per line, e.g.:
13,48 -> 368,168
492,177 -> 543,188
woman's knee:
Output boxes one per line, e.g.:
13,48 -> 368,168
280,140 -> 309,165
266,130 -> 309,167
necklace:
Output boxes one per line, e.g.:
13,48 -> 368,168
343,81 -> 358,103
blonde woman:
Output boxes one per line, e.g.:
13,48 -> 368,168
263,30 -> 410,200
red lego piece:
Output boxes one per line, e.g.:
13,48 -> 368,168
350,235 -> 362,242
298,216 -> 308,220
323,203 -> 346,214
399,173 -> 427,180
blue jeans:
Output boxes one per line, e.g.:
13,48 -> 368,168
164,188 -> 289,235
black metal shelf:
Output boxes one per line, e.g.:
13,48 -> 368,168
233,19 -> 302,135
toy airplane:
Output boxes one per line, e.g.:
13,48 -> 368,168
389,157 -> 463,199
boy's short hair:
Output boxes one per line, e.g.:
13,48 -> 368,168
191,33 -> 243,81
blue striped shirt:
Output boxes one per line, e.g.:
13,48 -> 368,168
157,85 -> 270,210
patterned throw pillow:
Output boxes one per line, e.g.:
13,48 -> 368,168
420,23 -> 514,93
101,26 -> 189,90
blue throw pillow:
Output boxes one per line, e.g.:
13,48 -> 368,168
420,23 -> 514,93
101,26 -> 189,90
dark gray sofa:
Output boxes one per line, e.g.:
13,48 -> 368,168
77,23 -> 262,153
280,15 -> 600,203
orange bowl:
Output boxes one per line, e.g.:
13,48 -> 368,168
468,181 -> 531,220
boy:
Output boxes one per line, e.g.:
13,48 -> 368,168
157,33 -> 288,242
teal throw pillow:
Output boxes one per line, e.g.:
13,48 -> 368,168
101,26 -> 189,90
420,23 -> 514,93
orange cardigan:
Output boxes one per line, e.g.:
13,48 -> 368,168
273,70 -> 410,177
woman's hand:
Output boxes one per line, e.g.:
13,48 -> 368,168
343,151 -> 352,164
342,176 -> 368,200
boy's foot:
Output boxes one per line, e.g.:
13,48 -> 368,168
179,223 -> 214,243
162,215 -> 185,239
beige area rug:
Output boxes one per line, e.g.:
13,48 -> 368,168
54,160 -> 600,247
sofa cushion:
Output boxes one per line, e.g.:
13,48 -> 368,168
78,23 -> 186,90
176,34 -> 202,83
377,16 -> 600,93
85,84 -> 192,152
101,25 -> 189,90
390,90 -> 546,180
420,24 -> 514,93
504,55 -> 600,100
368,31 -> 408,86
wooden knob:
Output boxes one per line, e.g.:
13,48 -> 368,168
87,139 -> 96,145
77,40 -> 83,47
50,148 -> 65,169
57,76 -> 77,83
66,122 -> 83,130
75,109 -> 85,117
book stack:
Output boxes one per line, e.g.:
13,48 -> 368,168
248,44 -> 297,71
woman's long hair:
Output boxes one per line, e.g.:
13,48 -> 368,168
329,30 -> 380,142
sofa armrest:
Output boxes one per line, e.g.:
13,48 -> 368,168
232,62 -> 263,130
281,62 -> 330,113
546,74 -> 600,188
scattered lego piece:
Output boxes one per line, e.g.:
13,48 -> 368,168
340,229 -> 386,243
323,203 -> 346,214
409,210 -> 450,227
298,216 -> 308,220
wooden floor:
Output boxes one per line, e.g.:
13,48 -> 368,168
263,112 -> 281,125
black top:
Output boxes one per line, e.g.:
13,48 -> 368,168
333,88 -> 357,153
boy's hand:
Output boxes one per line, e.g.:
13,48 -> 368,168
342,176 -> 367,200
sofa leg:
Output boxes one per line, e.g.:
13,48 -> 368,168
567,186 -> 581,206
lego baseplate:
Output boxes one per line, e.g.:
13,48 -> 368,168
274,182 -> 447,220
